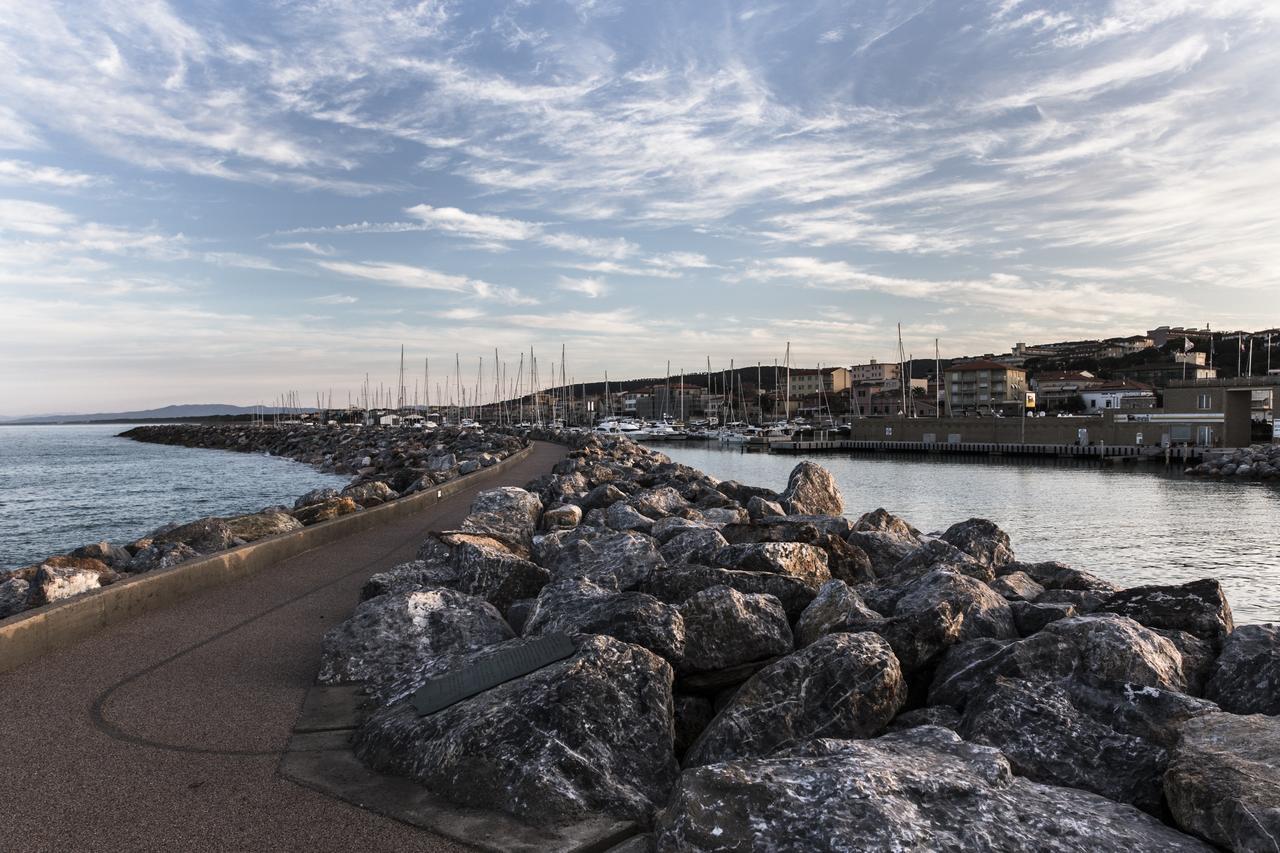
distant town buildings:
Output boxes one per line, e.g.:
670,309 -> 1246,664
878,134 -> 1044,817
944,360 -> 1029,414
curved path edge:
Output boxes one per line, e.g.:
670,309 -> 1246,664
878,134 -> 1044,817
0,442 -> 533,674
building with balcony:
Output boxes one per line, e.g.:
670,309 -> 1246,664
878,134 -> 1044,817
944,359 -> 1028,413
849,360 -> 900,383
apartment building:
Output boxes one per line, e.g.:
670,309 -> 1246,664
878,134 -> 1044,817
944,359 -> 1028,413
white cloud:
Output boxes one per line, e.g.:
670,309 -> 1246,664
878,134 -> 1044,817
556,276 -> 609,298
318,260 -> 472,292
405,204 -> 542,242
308,293 -> 357,304
270,241 -> 335,256
0,160 -> 101,188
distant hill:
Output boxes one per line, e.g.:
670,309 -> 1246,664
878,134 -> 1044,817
0,404 -> 310,425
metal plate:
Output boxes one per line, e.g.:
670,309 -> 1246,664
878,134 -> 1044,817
412,633 -> 577,717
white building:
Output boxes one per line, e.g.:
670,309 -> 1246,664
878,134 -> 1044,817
1079,381 -> 1156,411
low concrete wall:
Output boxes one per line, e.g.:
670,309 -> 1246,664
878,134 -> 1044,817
0,443 -> 534,674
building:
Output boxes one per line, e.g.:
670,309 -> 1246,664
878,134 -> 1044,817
1113,362 -> 1218,388
1079,380 -> 1156,411
788,367 -> 852,395
1030,370 -> 1101,410
1146,326 -> 1213,348
849,360 -> 900,383
944,360 -> 1029,413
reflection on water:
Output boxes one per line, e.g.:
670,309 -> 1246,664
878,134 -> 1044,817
662,444 -> 1280,625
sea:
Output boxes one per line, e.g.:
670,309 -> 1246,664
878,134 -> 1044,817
662,443 -> 1280,625
0,424 -> 349,570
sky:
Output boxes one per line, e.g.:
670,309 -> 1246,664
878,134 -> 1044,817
1,0 -> 1278,414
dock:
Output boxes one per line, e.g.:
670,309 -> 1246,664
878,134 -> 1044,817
769,438 -> 1204,461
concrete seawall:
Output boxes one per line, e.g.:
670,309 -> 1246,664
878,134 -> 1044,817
0,442 -> 533,674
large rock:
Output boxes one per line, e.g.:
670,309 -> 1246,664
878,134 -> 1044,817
939,518 -> 1014,569
989,570 -> 1045,602
629,487 -> 689,520
580,482 -> 626,511
69,541 -> 133,569
354,635 -> 678,827
847,530 -> 917,576
643,565 -> 818,620
659,528 -> 729,565
654,726 -> 1215,852
417,532 -> 550,612
292,497 -> 360,525
1010,599 -> 1077,635
852,507 -> 921,539
710,542 -> 830,588
317,589 -> 513,686
152,517 -> 237,554
523,577 -> 685,664
342,480 -> 397,507
1007,560 -> 1118,593
1098,578 -> 1234,647
930,614 -> 1188,709
795,580 -> 883,647
1204,623 -> 1280,715
959,678 -> 1176,812
0,578 -> 31,618
541,503 -> 583,530
224,511 -> 303,542
126,541 -> 199,573
543,529 -> 665,591
891,569 -> 1017,642
1165,711 -> 1280,853
778,461 -> 843,516
294,487 -> 340,509
821,535 -> 875,586
359,559 -> 459,601
684,632 -> 905,767
677,586 -> 792,674
884,538 -> 993,586
27,559 -> 117,607
606,501 -> 656,533
460,487 -> 543,558
747,495 -> 786,520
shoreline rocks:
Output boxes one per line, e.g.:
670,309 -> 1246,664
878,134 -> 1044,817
0,424 -> 528,622
300,428 -> 1277,847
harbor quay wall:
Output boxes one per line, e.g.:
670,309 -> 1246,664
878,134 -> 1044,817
840,410 -> 1237,448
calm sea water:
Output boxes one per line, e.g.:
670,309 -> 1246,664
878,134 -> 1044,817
0,424 -> 349,570
663,444 -> 1280,625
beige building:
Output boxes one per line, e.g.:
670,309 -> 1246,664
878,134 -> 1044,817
849,360 -> 900,383
789,367 -> 852,395
945,359 -> 1028,413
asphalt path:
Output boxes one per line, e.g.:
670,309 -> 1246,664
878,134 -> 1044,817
1,440 -> 566,852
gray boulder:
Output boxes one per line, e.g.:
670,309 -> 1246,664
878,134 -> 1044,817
544,529 -> 665,591
580,482 -> 627,511
989,571 -> 1045,602
650,516 -> 706,544
606,501 -> 656,533
152,517 -> 237,554
224,511 -> 303,543
891,568 -> 1017,642
642,565 -> 818,620
460,487 -> 543,558
0,578 -> 31,618
341,480 -> 397,507
69,541 -> 134,569
523,577 -> 685,664
317,588 -> 513,686
126,542 -> 199,573
654,726 -> 1215,852
1204,623 -> 1280,715
885,538 -> 994,586
778,461 -> 843,516
359,559 -> 459,602
677,586 -> 792,674
847,530 -> 918,576
930,614 -> 1188,710
1007,560 -> 1118,593
1010,599 -> 1078,635
294,487 -> 341,509
1165,711 -> 1280,853
1037,587 -> 1113,613
960,678 -> 1171,812
939,517 -> 1014,569
629,487 -> 689,520
1097,578 -> 1234,647
747,495 -> 786,520
417,532 -> 550,612
541,503 -> 582,530
354,635 -> 678,827
684,632 -> 905,767
852,507 -> 921,539
660,528 -> 729,565
795,580 -> 883,647
710,542 -> 830,589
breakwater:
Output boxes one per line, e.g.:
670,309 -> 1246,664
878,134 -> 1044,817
315,429 -> 1278,852
1187,443 -> 1280,480
0,425 -> 526,623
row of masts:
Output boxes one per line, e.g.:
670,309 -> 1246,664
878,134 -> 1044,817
250,332 -> 962,427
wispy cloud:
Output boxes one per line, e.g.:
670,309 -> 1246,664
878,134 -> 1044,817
556,275 -> 609,298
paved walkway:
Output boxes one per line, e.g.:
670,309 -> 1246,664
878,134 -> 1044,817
1,441 -> 566,852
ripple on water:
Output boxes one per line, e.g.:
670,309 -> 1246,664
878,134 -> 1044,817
0,424 -> 350,569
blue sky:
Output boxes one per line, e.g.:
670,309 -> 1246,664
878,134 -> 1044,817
1,0 -> 1278,413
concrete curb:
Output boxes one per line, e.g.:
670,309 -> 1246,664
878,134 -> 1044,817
280,683 -> 638,853
0,443 -> 534,674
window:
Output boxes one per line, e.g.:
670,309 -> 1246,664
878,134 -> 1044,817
1197,393 -> 1212,410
